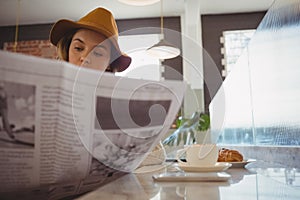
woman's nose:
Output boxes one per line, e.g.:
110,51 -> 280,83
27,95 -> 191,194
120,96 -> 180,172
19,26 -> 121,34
80,54 -> 91,66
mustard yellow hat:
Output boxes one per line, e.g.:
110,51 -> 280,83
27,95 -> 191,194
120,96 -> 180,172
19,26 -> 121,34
50,7 -> 131,72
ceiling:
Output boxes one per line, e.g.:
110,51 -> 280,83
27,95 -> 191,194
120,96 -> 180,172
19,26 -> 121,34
0,0 -> 275,26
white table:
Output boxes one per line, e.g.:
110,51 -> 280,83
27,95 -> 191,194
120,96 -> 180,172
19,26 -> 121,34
76,161 -> 300,200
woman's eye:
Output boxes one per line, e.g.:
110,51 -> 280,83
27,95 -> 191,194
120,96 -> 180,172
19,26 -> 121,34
93,51 -> 103,57
74,47 -> 83,52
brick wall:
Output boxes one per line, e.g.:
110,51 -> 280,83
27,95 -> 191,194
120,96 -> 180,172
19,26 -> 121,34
4,40 -> 57,59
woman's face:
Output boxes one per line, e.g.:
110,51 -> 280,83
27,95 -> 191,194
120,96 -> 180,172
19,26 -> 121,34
68,29 -> 112,71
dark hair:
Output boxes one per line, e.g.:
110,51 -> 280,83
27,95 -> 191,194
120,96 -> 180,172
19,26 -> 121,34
56,30 -> 77,61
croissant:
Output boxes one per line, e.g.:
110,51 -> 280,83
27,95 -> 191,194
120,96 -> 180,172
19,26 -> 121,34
218,148 -> 243,162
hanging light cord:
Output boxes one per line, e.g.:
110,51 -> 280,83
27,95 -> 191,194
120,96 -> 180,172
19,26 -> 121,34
160,0 -> 164,38
13,0 -> 20,52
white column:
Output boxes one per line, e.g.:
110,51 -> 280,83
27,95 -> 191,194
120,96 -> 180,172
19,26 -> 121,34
181,0 -> 204,117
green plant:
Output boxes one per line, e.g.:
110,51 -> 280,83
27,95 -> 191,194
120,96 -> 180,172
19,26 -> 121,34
175,116 -> 188,128
163,112 -> 210,146
197,113 -> 210,131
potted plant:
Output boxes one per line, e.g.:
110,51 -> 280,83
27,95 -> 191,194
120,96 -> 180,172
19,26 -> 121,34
162,111 -> 211,147
195,112 -> 211,144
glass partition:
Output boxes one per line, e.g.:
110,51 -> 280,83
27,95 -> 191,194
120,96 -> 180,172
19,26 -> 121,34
210,0 -> 300,146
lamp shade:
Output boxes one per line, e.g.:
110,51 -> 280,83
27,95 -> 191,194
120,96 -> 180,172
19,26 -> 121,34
118,0 -> 160,6
146,39 -> 181,59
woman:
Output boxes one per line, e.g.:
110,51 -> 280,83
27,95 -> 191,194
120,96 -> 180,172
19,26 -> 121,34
49,7 -> 131,72
50,7 -> 166,169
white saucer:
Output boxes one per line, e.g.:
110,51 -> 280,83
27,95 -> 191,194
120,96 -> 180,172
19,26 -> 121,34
178,162 -> 232,172
134,164 -> 166,174
228,159 -> 256,168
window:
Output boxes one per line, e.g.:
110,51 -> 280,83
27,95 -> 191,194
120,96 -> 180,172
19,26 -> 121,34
221,29 -> 255,77
211,19 -> 300,146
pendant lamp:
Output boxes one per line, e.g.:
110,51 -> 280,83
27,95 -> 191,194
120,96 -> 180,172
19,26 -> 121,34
146,0 -> 180,59
118,0 -> 160,6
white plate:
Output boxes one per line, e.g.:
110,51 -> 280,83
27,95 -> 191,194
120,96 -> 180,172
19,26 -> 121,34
134,164 -> 166,174
153,172 -> 231,182
178,162 -> 232,172
228,159 -> 256,168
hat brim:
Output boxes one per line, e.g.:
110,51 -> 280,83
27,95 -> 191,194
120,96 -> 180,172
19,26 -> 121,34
50,19 -> 131,72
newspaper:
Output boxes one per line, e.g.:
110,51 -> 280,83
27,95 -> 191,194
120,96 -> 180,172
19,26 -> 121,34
0,50 -> 186,199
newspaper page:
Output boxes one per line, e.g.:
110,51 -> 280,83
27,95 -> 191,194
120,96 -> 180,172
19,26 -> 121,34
0,50 -> 186,199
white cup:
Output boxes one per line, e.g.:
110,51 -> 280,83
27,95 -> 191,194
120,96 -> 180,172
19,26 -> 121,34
176,144 -> 218,166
